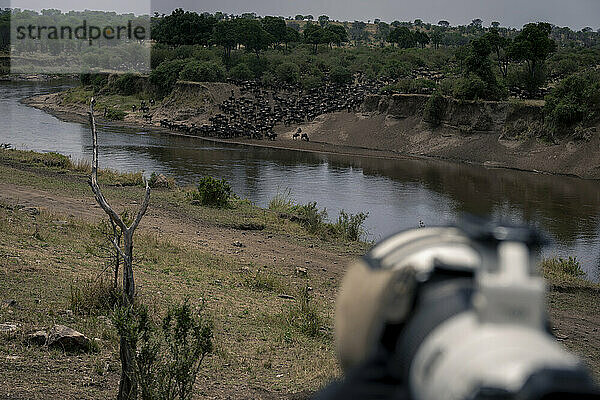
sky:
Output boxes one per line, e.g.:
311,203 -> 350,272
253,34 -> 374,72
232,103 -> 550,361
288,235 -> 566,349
4,0 -> 600,30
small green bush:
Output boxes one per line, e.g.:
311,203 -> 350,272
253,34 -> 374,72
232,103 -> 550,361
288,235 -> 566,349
113,300 -> 213,400
189,176 -> 232,208
540,257 -> 587,284
276,62 -> 300,84
544,70 -> 600,136
329,65 -> 352,85
104,109 -> 126,121
423,92 -> 447,127
333,210 -> 369,241
111,73 -> 144,95
295,202 -> 328,234
229,63 -> 254,81
179,60 -> 225,82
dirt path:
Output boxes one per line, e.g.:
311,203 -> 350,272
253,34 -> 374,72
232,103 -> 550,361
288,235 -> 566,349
0,182 -> 351,282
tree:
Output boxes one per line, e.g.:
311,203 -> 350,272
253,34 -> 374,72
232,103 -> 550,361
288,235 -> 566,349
295,15 -> 304,21
303,23 -> 327,53
262,16 -> 287,47
283,26 -> 301,50
431,28 -> 443,49
471,18 -> 483,28
213,20 -> 238,58
509,22 -> 557,91
484,28 -> 511,78
391,21 -> 401,28
305,15 -> 314,21
491,21 -> 500,29
414,19 -> 423,27
88,98 -> 151,400
325,24 -> 348,47
318,15 -> 330,27
238,19 -> 274,58
438,20 -> 450,27
152,9 -> 216,46
0,9 -> 9,52
389,27 -> 415,48
415,30 -> 430,48
375,22 -> 391,43
349,20 -> 369,43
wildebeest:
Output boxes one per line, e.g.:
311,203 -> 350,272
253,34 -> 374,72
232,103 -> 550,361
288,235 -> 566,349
301,133 -> 309,142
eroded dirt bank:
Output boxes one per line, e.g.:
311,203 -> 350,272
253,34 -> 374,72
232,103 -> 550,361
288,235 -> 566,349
22,85 -> 600,179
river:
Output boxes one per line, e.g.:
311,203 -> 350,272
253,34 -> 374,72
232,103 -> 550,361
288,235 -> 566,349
2,80 -> 600,281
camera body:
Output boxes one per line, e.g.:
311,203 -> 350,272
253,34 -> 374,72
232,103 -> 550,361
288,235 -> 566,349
334,221 -> 599,400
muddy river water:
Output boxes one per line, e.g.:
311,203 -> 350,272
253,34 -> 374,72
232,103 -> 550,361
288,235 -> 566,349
2,80 -> 600,281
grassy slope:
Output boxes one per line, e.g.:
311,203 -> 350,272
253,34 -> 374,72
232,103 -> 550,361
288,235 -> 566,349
0,149 -> 598,399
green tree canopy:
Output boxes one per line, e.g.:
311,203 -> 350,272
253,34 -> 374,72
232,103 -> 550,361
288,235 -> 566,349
238,19 -> 274,57
304,24 -> 327,53
509,22 -> 557,85
153,9 -> 216,46
389,27 -> 415,48
262,16 -> 287,45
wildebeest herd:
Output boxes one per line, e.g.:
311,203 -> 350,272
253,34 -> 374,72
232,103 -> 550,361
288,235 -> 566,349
154,78 -> 386,141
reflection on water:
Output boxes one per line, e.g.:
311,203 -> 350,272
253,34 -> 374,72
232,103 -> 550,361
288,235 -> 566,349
2,80 -> 600,281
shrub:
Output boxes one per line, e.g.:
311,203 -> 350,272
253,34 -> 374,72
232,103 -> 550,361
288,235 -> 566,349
276,62 -> 300,84
189,176 -> 231,208
104,108 -> 126,121
333,210 -> 369,241
243,270 -> 285,293
268,189 -> 296,213
149,59 -> 188,98
113,300 -> 213,400
111,73 -> 144,95
229,63 -> 254,81
295,202 -> 328,234
540,257 -> 586,284
544,70 -> 600,136
329,65 -> 352,84
453,75 -> 487,100
423,92 -> 448,127
179,60 -> 225,82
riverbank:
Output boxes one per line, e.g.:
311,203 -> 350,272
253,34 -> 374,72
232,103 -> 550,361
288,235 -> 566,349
22,85 -> 600,180
0,149 -> 599,400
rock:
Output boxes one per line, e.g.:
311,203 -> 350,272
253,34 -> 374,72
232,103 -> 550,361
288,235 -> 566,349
27,330 -> 47,346
233,241 -> 245,248
47,325 -> 91,352
295,267 -> 308,276
278,294 -> 295,300
0,323 -> 18,335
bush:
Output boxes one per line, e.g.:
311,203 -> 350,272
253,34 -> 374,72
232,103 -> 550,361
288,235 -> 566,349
453,75 -> 487,100
333,210 -> 369,241
295,202 -> 328,234
189,176 -> 232,208
104,108 -> 126,121
544,70 -> 600,136
111,73 -> 144,95
229,63 -> 254,81
540,257 -> 586,284
113,300 -> 213,400
329,65 -> 352,84
179,60 -> 225,82
276,62 -> 300,84
149,59 -> 188,98
423,92 -> 448,126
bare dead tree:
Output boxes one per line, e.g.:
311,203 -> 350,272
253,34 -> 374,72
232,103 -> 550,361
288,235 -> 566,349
88,97 -> 150,400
